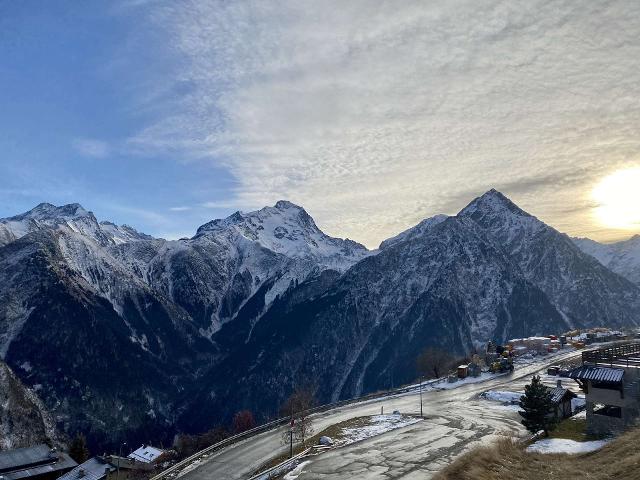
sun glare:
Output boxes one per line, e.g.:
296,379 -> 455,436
592,167 -> 640,229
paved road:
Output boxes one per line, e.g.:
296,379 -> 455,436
179,350 -> 582,480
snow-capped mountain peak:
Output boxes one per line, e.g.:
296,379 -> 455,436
0,202 -> 107,246
195,200 -> 370,270
574,235 -> 640,286
458,189 -> 531,219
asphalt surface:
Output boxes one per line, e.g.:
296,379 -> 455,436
178,349 -> 583,480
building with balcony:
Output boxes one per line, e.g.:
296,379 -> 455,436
567,343 -> 640,436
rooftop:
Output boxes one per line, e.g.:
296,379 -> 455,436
0,445 -> 77,480
567,365 -> 625,383
547,386 -> 577,403
58,458 -> 115,480
127,446 -> 165,464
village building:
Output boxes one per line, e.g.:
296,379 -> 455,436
567,343 -> 640,435
126,446 -> 171,465
58,457 -> 115,480
0,445 -> 77,480
548,380 -> 577,420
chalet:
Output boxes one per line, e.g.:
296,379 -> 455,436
548,380 -> 577,420
567,343 -> 640,435
0,445 -> 77,480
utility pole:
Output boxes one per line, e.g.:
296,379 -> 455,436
116,442 -> 127,480
419,376 -> 424,418
289,418 -> 294,458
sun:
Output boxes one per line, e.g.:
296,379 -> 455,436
592,167 -> 640,230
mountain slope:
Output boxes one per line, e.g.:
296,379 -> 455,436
0,201 -> 368,448
1,192 -> 639,448
0,360 -> 62,449
181,192 -> 640,426
574,235 -> 640,287
459,190 -> 640,328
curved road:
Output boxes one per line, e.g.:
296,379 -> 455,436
179,350 -> 582,480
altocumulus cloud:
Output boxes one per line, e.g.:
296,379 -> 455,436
126,0 -> 640,247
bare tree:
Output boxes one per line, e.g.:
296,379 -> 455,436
232,410 -> 256,434
280,385 -> 317,447
416,347 -> 455,380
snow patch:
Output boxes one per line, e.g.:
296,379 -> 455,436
527,438 -> 609,454
339,415 -> 422,445
283,460 -> 312,480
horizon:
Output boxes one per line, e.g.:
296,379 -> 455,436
2,1 -> 640,248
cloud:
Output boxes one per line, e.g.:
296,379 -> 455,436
126,0 -> 640,247
169,206 -> 191,212
200,200 -> 239,209
72,138 -> 110,158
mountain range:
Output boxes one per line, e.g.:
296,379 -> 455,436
1,190 -> 639,450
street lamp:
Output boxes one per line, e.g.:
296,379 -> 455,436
116,442 -> 127,480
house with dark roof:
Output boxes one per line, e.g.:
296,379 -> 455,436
547,380 -> 577,420
58,455 -> 157,480
567,343 -> 640,435
58,457 -> 115,480
0,445 -> 77,480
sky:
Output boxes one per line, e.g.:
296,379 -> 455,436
1,0 -> 639,248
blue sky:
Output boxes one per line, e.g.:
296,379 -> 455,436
1,1 -> 640,246
0,1 -> 236,239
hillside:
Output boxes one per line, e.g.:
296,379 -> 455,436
435,427 -> 640,480
0,360 -> 62,449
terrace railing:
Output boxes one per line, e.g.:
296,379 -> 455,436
582,343 -> 640,366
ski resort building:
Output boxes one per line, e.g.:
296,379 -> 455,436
567,343 -> 640,436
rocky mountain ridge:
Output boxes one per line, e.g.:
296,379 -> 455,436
1,191 -> 638,449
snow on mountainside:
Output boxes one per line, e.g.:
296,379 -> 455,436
574,235 -> 640,286
2,192 -> 640,449
379,214 -> 448,249
183,190 -> 640,426
458,189 -> 640,328
0,202 -> 128,247
196,200 -> 370,271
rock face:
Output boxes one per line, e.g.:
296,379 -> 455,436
574,235 -> 640,287
0,360 -> 62,449
0,191 -> 638,449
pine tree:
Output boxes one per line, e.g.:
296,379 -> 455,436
68,433 -> 90,463
519,375 -> 557,436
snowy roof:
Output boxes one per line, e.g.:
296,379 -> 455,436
547,386 -> 576,404
567,366 -> 624,383
127,446 -> 165,464
59,457 -> 115,480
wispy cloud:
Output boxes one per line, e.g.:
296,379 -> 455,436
125,0 -> 640,247
72,138 -> 111,158
169,206 -> 191,212
200,200 -> 239,209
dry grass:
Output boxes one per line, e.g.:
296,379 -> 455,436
434,426 -> 640,480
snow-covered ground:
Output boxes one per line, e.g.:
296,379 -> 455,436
480,390 -> 521,404
526,438 -> 609,454
338,414 -> 423,446
283,461 -> 312,480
